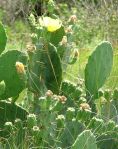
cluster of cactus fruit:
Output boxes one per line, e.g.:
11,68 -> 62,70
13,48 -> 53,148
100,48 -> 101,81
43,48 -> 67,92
0,1 -> 118,147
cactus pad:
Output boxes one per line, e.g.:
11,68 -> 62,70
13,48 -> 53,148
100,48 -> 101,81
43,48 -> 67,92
72,130 -> 97,149
0,50 -> 28,99
85,41 -> 113,97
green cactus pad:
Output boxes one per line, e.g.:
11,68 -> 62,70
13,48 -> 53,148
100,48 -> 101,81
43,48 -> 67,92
29,43 -> 62,94
72,130 -> 97,149
0,22 -> 7,54
43,43 -> 62,94
0,100 -> 28,137
85,41 -> 113,97
0,50 -> 28,99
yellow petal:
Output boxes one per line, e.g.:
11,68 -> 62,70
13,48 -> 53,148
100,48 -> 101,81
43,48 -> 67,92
39,17 -> 62,32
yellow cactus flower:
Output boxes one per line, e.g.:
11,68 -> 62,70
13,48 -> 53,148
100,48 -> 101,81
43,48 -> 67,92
39,17 -> 62,32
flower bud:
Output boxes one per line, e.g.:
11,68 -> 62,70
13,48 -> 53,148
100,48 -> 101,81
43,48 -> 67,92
69,15 -> 77,23
60,36 -> 67,46
15,62 -> 25,74
45,90 -> 53,97
26,43 -> 36,53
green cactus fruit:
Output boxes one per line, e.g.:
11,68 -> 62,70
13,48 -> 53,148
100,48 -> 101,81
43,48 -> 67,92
31,126 -> 40,139
76,108 -> 91,123
0,22 -> 7,54
104,89 -> 112,101
73,87 -> 83,100
61,80 -> 82,100
57,44 -> 66,59
27,114 -> 37,129
4,122 -> 14,135
68,49 -> 79,65
66,107 -> 75,120
113,88 -> 118,100
14,119 -> 25,147
50,26 -> 65,46
106,120 -> 116,131
85,41 -> 113,98
0,50 -> 28,99
0,80 -> 5,96
47,0 -> 55,13
88,117 -> 104,133
56,114 -> 65,128
0,100 -> 28,137
51,99 -> 64,112
61,80 -> 75,96
71,130 -> 97,149
96,88 -> 104,99
38,97 -> 47,111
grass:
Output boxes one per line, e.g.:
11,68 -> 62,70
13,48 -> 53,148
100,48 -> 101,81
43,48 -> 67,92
5,20 -> 30,51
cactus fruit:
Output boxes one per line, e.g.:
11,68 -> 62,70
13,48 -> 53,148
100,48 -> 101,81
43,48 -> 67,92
0,50 -> 28,99
27,114 -> 37,129
88,117 -> 104,134
0,22 -> 7,54
61,80 -> 82,100
76,107 -> 91,123
113,88 -> 118,100
14,119 -> 25,147
71,130 -> 97,149
85,41 -> 113,98
104,89 -> 111,101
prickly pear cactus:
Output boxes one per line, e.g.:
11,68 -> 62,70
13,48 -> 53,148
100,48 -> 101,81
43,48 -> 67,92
71,130 -> 97,149
0,50 -> 28,99
0,22 -> 7,54
0,100 -> 28,137
85,41 -> 113,97
29,43 -> 62,94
